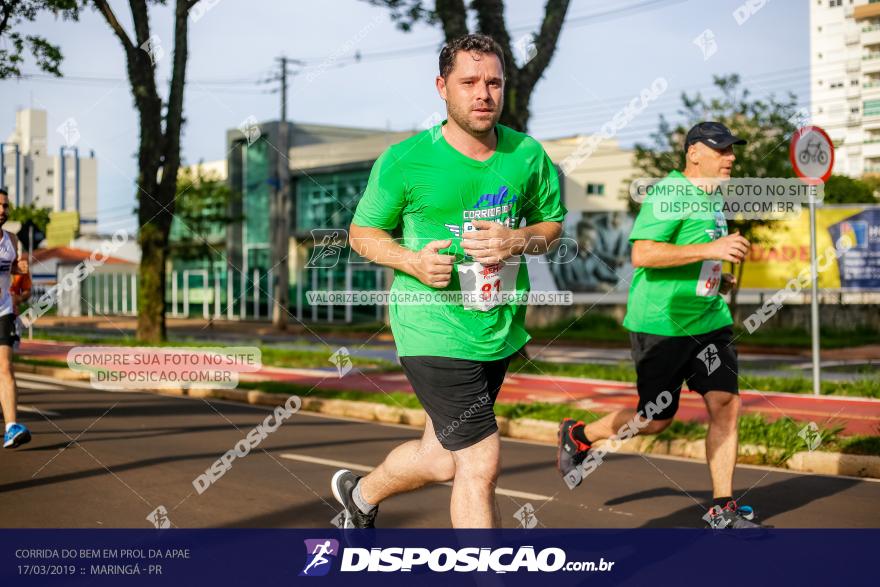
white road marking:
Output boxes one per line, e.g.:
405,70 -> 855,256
18,405 -> 61,417
280,453 -> 555,502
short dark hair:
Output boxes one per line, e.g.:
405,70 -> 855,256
439,33 -> 505,78
0,188 -> 7,197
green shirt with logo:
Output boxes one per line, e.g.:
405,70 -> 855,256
352,122 -> 566,360
623,170 -> 733,337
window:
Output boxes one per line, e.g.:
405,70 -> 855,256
852,105 -> 860,113
586,183 -> 605,196
296,170 -> 370,231
864,99 -> 880,116
829,0 -> 842,7
830,81 -> 844,89
852,79 -> 860,86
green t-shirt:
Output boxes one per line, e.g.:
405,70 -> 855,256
622,170 -> 733,337
352,122 -> 566,360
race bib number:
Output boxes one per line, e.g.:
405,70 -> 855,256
696,260 -> 722,296
457,259 -> 519,311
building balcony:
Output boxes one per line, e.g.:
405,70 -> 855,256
864,28 -> 880,46
847,59 -> 862,73
863,55 -> 880,73
863,141 -> 880,159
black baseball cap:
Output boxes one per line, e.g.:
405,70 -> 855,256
684,121 -> 747,151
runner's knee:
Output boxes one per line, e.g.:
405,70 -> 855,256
452,454 -> 500,485
706,393 -> 740,423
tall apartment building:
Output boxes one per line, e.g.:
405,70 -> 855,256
0,109 -> 98,233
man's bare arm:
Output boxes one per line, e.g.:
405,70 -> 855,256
349,223 -> 455,288
632,233 -> 750,268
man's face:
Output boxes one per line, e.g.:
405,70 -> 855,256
437,50 -> 504,136
689,142 -> 736,178
0,195 -> 9,227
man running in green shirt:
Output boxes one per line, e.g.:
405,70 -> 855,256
331,34 -> 565,529
557,122 -> 763,529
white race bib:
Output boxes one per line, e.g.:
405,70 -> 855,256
696,260 -> 722,297
457,258 -> 520,311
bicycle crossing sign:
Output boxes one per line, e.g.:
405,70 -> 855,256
790,125 -> 834,184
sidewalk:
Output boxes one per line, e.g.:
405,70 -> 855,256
17,339 -> 880,436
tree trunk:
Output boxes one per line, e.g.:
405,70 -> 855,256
94,0 -> 190,342
137,222 -> 168,342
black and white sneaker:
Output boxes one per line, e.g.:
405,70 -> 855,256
331,469 -> 378,529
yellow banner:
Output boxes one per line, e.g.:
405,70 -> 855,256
738,206 -> 868,289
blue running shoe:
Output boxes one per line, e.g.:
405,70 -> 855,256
4,423 -> 31,449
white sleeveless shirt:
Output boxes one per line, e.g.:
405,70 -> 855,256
0,230 -> 18,317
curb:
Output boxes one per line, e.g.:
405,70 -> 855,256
16,363 -> 880,479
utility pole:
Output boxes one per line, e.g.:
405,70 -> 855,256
271,55 -> 301,330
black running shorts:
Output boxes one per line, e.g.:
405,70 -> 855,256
629,325 -> 739,421
399,353 -> 513,451
0,314 -> 17,347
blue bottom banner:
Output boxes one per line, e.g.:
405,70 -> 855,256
1,529 -> 876,586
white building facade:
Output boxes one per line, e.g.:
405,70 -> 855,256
1,109 -> 98,232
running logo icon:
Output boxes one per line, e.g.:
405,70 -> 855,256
697,344 -> 721,375
300,539 -> 339,577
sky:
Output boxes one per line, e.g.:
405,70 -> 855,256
0,0 -> 809,234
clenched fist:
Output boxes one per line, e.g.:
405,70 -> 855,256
409,239 -> 455,288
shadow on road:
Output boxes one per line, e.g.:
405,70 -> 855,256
604,475 -> 861,527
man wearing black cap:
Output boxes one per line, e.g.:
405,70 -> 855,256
556,122 -> 762,529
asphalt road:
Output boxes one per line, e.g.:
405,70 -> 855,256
1,373 -> 878,529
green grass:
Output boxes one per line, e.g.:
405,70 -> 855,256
257,347 -> 397,370
511,358 -> 880,398
13,357 -> 70,369
653,415 -> 856,463
529,313 -> 629,345
655,420 -> 707,442
529,314 -> 879,350
23,332 -> 395,371
739,325 -> 880,350
236,380 -> 424,410
836,435 -> 880,456
511,357 -> 636,381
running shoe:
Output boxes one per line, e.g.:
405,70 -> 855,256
557,418 -> 591,490
331,469 -> 378,529
4,423 -> 31,449
702,500 -> 762,529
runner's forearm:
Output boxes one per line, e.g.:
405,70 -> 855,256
509,221 -> 563,256
349,223 -> 421,278
631,240 -> 712,268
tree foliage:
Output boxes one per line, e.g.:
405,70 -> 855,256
0,0 -> 80,78
171,166 -> 242,264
